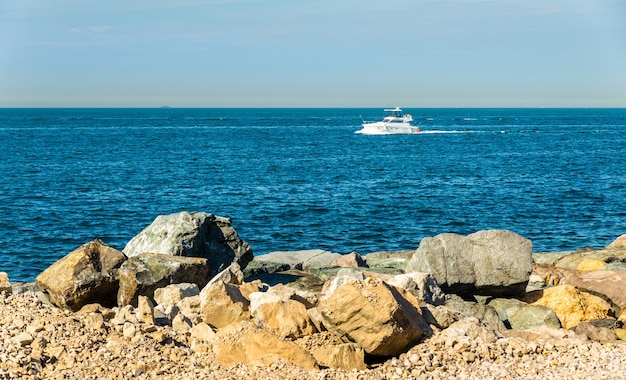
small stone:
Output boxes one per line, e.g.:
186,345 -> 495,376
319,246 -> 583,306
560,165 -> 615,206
12,332 -> 33,346
123,322 -> 137,338
172,313 -> 192,334
190,322 -> 215,343
136,295 -> 155,325
85,313 -> 105,330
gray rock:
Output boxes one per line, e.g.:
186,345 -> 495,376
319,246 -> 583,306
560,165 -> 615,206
420,304 -> 462,329
117,253 -> 210,307
364,250 -> 412,273
406,230 -> 532,297
489,298 -> 561,330
123,211 -> 253,277
254,249 -> 342,271
575,321 -> 618,342
507,304 -> 562,330
436,317 -> 502,345
444,295 -> 507,331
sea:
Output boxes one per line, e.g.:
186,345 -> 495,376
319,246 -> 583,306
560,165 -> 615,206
1,108 -> 625,282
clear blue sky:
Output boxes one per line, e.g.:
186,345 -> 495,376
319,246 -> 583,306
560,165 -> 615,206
1,0 -> 625,107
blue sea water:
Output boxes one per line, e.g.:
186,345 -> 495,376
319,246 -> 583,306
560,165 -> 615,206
1,108 -> 625,282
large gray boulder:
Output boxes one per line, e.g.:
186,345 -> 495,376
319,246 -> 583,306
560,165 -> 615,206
405,230 -> 532,297
117,253 -> 210,307
123,212 -> 253,277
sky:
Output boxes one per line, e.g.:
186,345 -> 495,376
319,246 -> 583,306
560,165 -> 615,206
1,0 -> 625,107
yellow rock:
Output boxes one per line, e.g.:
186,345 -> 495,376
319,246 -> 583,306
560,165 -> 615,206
253,299 -> 315,339
200,281 -> 250,329
311,343 -> 367,370
576,259 -> 607,271
529,285 -> 613,329
615,328 -> 626,341
212,322 -> 317,369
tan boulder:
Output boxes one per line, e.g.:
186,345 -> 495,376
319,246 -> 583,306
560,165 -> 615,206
35,240 -> 126,310
249,283 -> 317,314
524,285 -> 613,329
212,322 -> 317,369
608,234 -> 626,248
0,272 -> 11,295
559,270 -> 626,312
311,343 -> 366,370
252,299 -> 315,339
576,259 -> 607,271
153,283 -> 200,307
199,281 -> 251,328
331,252 -> 368,268
317,278 -> 428,357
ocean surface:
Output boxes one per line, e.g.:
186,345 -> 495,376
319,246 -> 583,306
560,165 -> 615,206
1,108 -> 625,282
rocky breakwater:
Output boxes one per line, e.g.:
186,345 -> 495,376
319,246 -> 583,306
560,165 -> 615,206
2,217 -> 626,379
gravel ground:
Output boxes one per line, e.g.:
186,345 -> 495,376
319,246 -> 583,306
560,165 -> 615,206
2,290 -> 626,380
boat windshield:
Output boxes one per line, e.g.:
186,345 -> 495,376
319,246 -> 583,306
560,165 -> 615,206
384,108 -> 404,117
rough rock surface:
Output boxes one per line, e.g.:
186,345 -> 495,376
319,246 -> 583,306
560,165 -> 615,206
199,280 -> 259,328
489,298 -> 561,330
524,285 -> 614,329
210,322 -> 317,369
117,253 -> 209,307
252,299 -> 315,339
576,259 -> 607,271
317,278 -> 429,357
559,269 -> 626,311
406,230 -> 533,297
444,296 -> 507,331
153,283 -> 200,307
35,240 -> 126,310
123,211 -> 253,277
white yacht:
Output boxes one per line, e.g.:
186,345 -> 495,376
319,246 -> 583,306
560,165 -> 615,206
357,107 -> 419,135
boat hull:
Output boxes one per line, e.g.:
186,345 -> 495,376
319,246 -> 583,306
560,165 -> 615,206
356,122 -> 419,135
